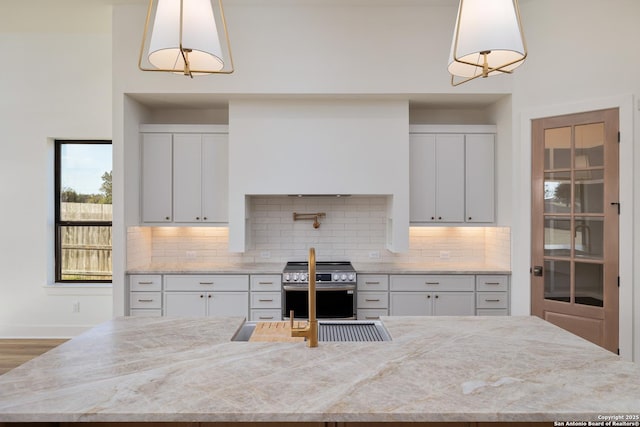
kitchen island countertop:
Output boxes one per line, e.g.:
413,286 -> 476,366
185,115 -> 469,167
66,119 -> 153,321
0,316 -> 638,423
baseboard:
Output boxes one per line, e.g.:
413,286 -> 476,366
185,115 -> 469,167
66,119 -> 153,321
0,323 -> 95,339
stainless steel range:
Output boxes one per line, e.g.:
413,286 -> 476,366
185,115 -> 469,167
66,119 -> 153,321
282,261 -> 356,319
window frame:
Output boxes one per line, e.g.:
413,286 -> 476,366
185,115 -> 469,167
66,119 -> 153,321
54,140 -> 113,284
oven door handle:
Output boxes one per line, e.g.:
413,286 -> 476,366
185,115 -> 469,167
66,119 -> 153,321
283,285 -> 356,291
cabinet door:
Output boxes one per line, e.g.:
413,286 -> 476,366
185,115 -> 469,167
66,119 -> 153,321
409,134 -> 437,222
173,134 -> 203,222
164,292 -> 207,317
141,133 -> 172,222
208,292 -> 248,317
432,292 -> 475,316
202,134 -> 228,222
435,134 -> 465,222
390,292 -> 432,316
465,134 -> 495,223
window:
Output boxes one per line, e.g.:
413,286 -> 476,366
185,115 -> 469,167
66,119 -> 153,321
55,140 -> 112,283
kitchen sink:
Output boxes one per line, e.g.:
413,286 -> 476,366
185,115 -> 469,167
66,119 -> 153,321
231,320 -> 392,342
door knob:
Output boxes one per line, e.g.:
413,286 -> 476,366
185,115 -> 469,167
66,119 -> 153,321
532,266 -> 543,277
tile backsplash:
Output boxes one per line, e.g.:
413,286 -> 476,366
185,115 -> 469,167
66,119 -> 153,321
127,196 -> 510,269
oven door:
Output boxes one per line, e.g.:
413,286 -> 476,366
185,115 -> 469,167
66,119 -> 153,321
283,286 -> 355,319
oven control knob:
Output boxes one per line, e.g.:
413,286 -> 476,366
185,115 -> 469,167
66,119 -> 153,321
283,273 -> 290,282
300,273 -> 307,282
348,273 -> 355,281
293,273 -> 299,281
333,273 -> 339,281
340,274 -> 347,281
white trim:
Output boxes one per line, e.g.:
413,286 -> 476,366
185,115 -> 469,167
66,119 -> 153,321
517,94 -> 635,361
44,285 -> 113,296
139,124 -> 229,133
409,124 -> 497,134
0,324 -> 96,339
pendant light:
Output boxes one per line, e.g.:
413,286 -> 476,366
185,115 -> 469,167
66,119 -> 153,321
448,0 -> 527,86
139,0 -> 234,78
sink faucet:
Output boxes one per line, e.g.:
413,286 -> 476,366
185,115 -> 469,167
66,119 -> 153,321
290,248 -> 318,347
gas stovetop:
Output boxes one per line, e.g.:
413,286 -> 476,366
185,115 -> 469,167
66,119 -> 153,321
282,261 -> 356,284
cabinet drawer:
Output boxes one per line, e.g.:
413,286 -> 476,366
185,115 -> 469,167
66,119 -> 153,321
165,275 -> 249,291
130,308 -> 162,317
250,275 -> 281,291
390,275 -> 474,292
357,308 -> 388,320
476,292 -> 508,309
357,275 -> 389,291
476,308 -> 508,316
130,292 -> 162,309
129,275 -> 162,292
250,309 -> 282,321
357,292 -> 388,309
250,292 -> 281,309
475,275 -> 509,292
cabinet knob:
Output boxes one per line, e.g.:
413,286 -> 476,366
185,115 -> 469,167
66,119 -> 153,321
435,295 -> 439,299
468,217 -> 472,220
438,216 -> 442,220
165,216 -> 170,220
208,294 -> 212,298
203,217 -> 207,220
200,294 -> 204,298
427,295 -> 431,299
196,216 -> 200,220
431,216 -> 435,220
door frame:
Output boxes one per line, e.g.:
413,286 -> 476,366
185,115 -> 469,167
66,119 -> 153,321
514,94 -> 634,361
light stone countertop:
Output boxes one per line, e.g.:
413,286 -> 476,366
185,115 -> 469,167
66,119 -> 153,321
127,262 -> 510,275
0,316 -> 638,423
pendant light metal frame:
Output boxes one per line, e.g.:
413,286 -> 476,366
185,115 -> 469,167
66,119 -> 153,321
138,0 -> 234,78
449,0 -> 527,86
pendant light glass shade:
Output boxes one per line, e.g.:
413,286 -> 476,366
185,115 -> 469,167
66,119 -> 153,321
139,0 -> 234,77
448,0 -> 526,86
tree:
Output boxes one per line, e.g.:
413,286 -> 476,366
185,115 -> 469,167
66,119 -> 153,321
100,171 -> 112,204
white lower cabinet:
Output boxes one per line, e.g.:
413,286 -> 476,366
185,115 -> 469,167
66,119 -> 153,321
475,275 -> 510,316
164,291 -> 248,317
249,274 -> 282,321
389,275 -> 476,316
129,275 -> 162,317
163,275 -> 248,318
357,274 -> 389,320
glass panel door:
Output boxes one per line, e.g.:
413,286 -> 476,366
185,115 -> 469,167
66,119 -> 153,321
531,108 -> 619,353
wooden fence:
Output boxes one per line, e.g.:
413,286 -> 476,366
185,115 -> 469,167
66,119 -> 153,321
61,203 -> 112,281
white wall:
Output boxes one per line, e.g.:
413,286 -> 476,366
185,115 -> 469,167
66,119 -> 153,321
0,0 -> 113,337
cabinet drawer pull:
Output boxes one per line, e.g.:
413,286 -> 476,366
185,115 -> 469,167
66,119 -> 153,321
137,299 -> 154,303
137,281 -> 154,285
365,316 -> 380,320
485,299 -> 501,302
258,281 -> 274,285
365,298 -> 380,302
259,316 -> 275,320
258,299 -> 274,302
484,282 -> 501,285
425,282 -> 440,285
365,281 -> 380,285
199,281 -> 214,285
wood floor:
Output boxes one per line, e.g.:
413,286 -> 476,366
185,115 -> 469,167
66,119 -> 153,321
0,339 -> 67,375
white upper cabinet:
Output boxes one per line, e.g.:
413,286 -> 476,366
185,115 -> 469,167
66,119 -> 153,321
465,133 -> 495,223
140,125 -> 229,225
173,133 -> 228,223
410,133 -> 464,223
410,126 -> 495,224
141,133 -> 173,223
